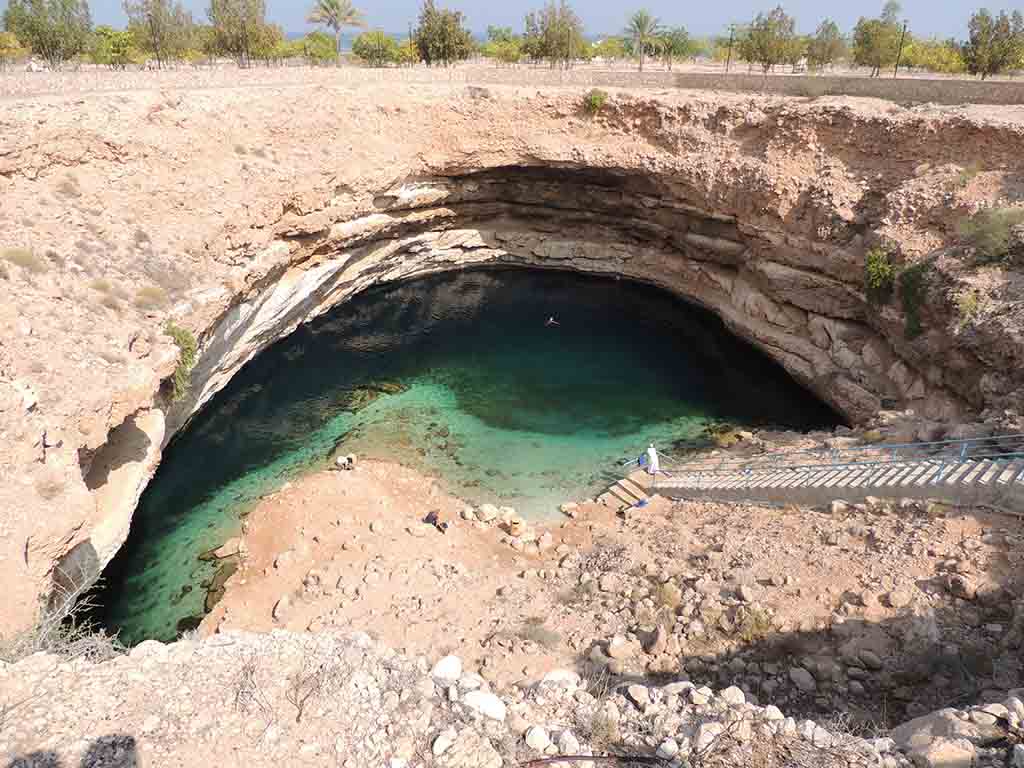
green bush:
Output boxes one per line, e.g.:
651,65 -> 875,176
958,207 -> 1024,264
899,262 -> 931,340
864,247 -> 897,304
582,88 -> 609,116
954,162 -> 981,189
956,290 -> 981,325
165,322 -> 197,402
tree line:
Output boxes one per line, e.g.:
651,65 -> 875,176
2,0 -> 1023,80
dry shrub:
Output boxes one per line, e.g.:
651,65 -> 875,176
517,616 -> 561,649
135,285 -> 169,310
587,711 -> 620,754
654,581 -> 683,611
737,605 -> 774,644
0,567 -> 123,665
958,206 -> 1024,264
2,247 -> 46,274
90,278 -> 112,293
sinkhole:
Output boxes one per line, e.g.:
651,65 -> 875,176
93,268 -> 842,644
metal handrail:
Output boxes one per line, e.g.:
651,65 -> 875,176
656,452 -> 1024,482
652,434 -> 1024,475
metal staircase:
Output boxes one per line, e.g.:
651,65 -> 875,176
610,435 -> 1024,516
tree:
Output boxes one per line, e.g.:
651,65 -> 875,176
881,1 -> 902,25
301,30 -> 337,64
123,0 -> 193,67
741,5 -> 796,74
591,36 -> 627,65
904,37 -> 965,74
396,37 -> 419,65
852,16 -> 902,76
486,25 -> 515,44
0,31 -> 29,70
522,1 -> 584,69
307,0 -> 364,65
89,24 -> 140,68
3,0 -> 93,69
624,9 -> 661,72
806,19 -> 846,71
352,30 -> 398,66
962,8 -> 1024,80
248,21 -> 283,63
658,26 -> 697,70
414,0 -> 472,67
207,0 -> 267,67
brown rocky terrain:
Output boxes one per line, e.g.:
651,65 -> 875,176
3,77 -> 1023,633
2,69 -> 1024,768
201,454 -> 1024,723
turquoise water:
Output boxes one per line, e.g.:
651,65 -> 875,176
94,269 -> 840,643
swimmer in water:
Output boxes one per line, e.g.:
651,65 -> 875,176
546,316 -> 560,327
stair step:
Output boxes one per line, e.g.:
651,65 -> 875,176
995,460 -> 1023,485
900,464 -> 931,486
946,462 -> 976,485
885,465 -> 916,487
963,461 -> 991,486
618,478 -> 649,501
610,487 -> 636,506
914,463 -> 944,486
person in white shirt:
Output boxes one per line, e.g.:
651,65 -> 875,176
646,443 -> 659,475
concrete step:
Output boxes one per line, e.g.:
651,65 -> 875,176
618,477 -> 649,501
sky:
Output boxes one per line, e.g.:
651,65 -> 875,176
2,0 -> 1024,40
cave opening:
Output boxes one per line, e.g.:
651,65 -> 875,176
91,267 -> 842,645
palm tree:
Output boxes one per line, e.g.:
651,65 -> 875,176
307,0 -> 366,64
625,9 -> 662,72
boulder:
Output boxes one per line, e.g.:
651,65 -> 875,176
720,686 -> 746,706
789,667 -> 817,693
476,504 -> 499,523
626,684 -> 649,708
905,738 -> 976,768
892,710 -> 986,754
695,722 -> 724,752
556,730 -> 580,755
524,726 -> 550,752
432,655 -> 463,684
462,691 -> 506,722
433,728 -> 458,757
607,636 -> 639,660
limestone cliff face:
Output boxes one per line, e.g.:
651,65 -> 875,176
1,82 -> 1022,635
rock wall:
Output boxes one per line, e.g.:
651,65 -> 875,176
2,80 -> 1022,636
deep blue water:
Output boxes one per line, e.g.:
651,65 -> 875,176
94,269 -> 840,643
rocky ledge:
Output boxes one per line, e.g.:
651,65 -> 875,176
7,629 -> 1021,768
2,77 -> 1024,648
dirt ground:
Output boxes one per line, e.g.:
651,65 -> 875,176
202,457 -> 1024,724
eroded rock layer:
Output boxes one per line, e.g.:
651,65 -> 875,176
2,81 -> 1023,634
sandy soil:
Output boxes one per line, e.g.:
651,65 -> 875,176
202,459 -> 615,685
203,455 -> 1024,722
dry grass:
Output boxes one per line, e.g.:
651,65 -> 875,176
517,616 -> 561,650
135,285 -> 169,310
0,567 -> 123,665
2,247 -> 47,274
737,605 -> 774,644
89,278 -> 113,293
586,711 -> 620,754
654,581 -> 683,611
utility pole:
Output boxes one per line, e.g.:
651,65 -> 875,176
725,24 -> 735,74
893,20 -> 908,78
